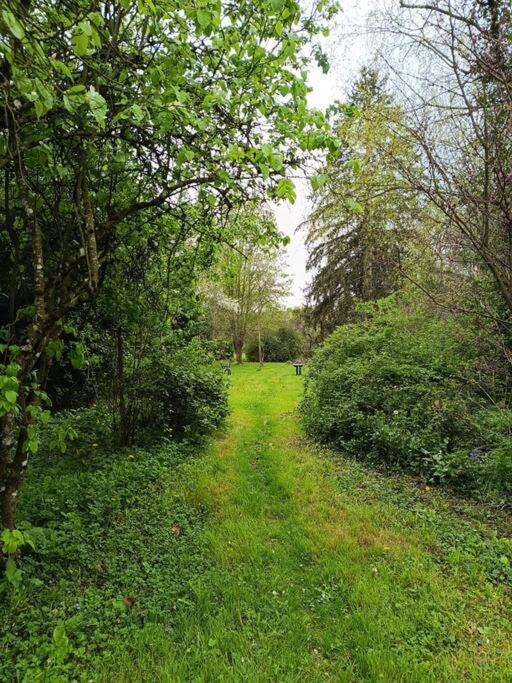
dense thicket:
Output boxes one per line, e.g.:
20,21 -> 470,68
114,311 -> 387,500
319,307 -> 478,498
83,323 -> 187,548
303,0 -> 512,502
246,325 -> 303,362
302,298 -> 512,498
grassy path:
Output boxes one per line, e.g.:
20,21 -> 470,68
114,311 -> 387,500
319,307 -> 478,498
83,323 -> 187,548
111,363 -> 512,681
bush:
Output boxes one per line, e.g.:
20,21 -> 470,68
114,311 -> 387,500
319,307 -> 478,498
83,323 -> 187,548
246,326 -> 303,362
128,338 -> 229,440
207,338 -> 233,361
301,299 -> 512,498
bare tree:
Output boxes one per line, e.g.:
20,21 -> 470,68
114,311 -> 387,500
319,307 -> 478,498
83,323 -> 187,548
373,1 -> 512,324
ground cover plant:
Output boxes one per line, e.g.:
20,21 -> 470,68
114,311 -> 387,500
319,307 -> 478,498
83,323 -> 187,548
0,422 -> 210,681
3,364 -> 512,681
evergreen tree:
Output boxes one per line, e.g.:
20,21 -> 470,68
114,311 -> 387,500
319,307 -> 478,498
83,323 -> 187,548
305,68 -> 419,337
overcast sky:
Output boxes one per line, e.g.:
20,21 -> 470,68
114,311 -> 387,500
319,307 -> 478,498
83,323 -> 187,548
277,0 -> 373,307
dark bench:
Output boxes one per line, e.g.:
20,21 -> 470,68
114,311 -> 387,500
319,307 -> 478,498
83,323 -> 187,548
292,359 -> 304,376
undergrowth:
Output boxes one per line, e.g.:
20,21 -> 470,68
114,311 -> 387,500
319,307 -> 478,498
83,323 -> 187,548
0,430 -> 210,681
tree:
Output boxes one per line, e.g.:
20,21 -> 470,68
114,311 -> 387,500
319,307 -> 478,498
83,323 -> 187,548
0,0 -> 337,530
381,1 -> 512,325
305,68 -> 420,338
246,319 -> 303,362
85,207 -> 213,446
205,212 -> 290,363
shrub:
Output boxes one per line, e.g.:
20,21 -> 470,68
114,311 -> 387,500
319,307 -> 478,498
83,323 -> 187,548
128,338 -> 229,441
207,338 -> 233,361
246,326 -> 303,362
301,299 -> 512,498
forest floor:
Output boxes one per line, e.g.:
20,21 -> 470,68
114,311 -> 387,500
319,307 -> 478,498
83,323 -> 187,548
105,363 -> 512,682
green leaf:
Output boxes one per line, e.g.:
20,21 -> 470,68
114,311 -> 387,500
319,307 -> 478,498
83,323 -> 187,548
53,624 -> 70,659
5,558 -> 22,589
34,100 -> 44,118
71,31 -> 89,56
86,89 -> 107,128
2,10 -> 25,40
196,9 -> 211,29
130,103 -> 145,123
4,390 -> 17,404
348,158 -> 361,175
269,153 -> 284,172
275,178 -> 296,203
66,85 -> 86,95
51,59 -> 73,79
310,174 -> 328,191
348,200 -> 364,214
259,164 -> 270,180
69,342 -> 86,369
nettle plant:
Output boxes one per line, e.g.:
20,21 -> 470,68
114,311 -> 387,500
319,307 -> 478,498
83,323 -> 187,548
0,0 -> 338,534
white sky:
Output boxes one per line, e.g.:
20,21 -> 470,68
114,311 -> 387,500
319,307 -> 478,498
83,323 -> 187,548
277,0 -> 373,307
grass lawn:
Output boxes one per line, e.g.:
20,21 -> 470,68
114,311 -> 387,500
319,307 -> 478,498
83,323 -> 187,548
104,362 -> 512,682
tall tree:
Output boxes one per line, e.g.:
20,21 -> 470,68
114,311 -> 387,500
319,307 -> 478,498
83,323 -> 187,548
0,0 -> 336,530
305,69 -> 419,337
385,1 -> 512,324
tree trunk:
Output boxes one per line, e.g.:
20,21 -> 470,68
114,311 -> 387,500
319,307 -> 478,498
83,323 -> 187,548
258,324 -> 264,367
234,336 -> 243,364
116,328 -> 129,446
0,396 -> 29,530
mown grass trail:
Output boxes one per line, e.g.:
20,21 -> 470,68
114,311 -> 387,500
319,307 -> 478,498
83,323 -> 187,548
108,363 -> 512,682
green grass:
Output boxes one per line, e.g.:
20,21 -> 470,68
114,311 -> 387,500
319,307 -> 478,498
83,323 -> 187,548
4,363 -> 512,681
104,363 -> 512,681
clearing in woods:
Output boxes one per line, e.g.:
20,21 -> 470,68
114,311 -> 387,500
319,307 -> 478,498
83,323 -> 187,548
109,363 -> 512,682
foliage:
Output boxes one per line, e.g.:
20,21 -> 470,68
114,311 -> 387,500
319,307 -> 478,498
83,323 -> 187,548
301,297 -> 512,498
205,215 -> 291,363
0,426 -> 209,681
0,0 -> 337,528
125,339 -> 229,441
305,68 -> 420,338
207,338 -> 233,361
246,325 -> 303,362
69,208 -> 225,446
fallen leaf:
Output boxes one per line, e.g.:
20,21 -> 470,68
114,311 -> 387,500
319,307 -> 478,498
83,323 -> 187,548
171,525 -> 182,536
